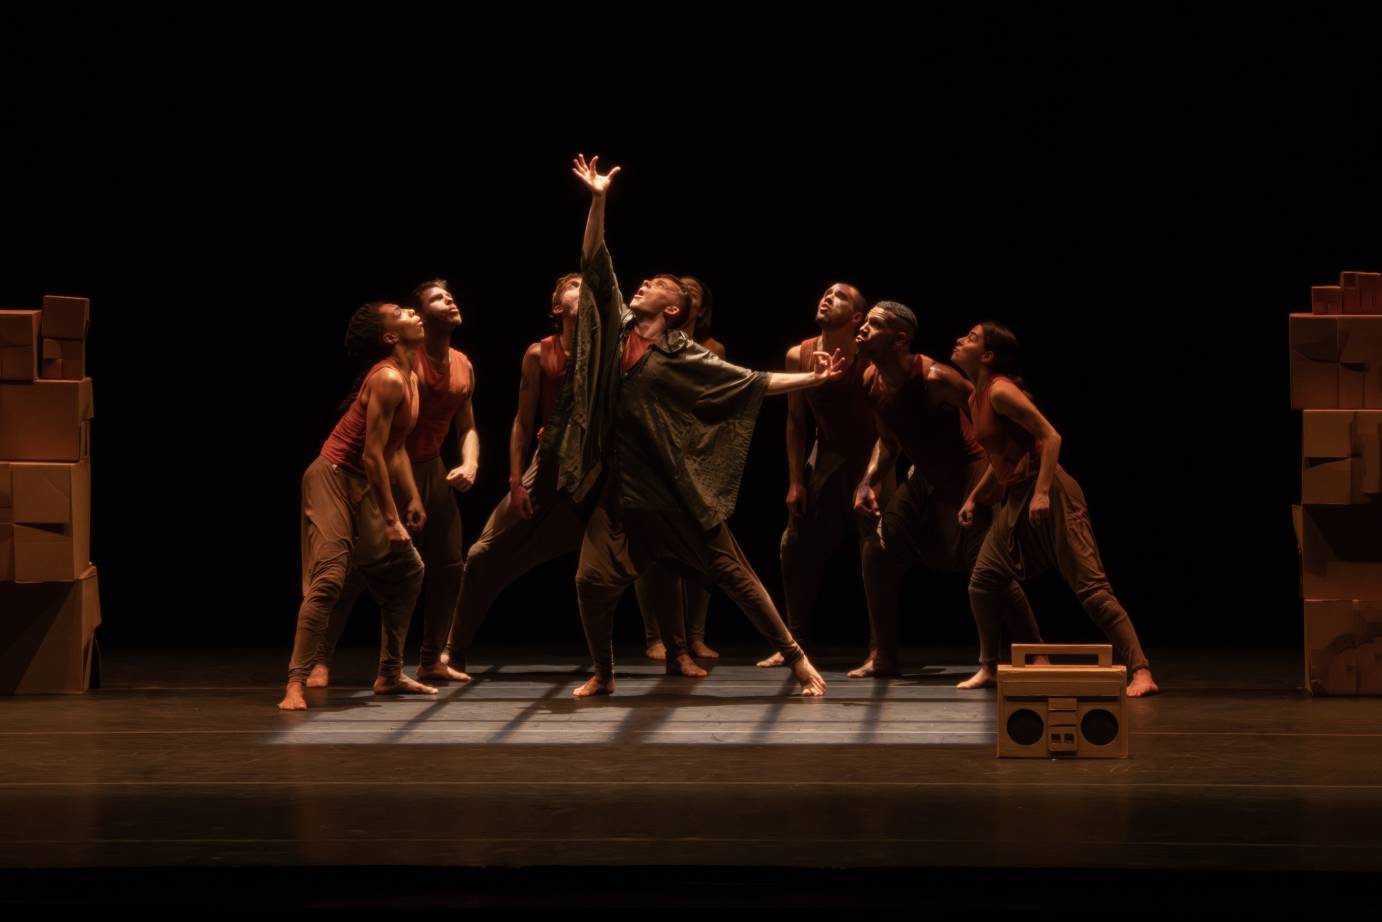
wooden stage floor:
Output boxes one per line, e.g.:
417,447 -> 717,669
1,644 -> 1379,906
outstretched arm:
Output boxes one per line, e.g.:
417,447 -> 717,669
572,153 -> 621,264
765,349 -> 848,395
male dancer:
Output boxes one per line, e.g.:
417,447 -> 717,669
757,283 -> 878,668
558,154 -> 842,698
436,273 -> 591,674
309,281 -> 478,687
849,302 -> 1042,681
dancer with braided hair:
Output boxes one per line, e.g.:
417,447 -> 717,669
278,301 -> 436,711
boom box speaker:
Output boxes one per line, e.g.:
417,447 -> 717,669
997,644 -> 1127,758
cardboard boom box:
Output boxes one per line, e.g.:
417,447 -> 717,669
996,644 -> 1128,758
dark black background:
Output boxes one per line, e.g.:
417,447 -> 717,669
2,14 -> 1377,658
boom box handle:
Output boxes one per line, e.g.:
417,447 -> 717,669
1012,644 -> 1113,667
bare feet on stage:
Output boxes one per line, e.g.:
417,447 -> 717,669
417,663 -> 473,683
277,681 -> 308,711
847,656 -> 899,678
645,642 -> 667,661
791,656 -> 828,697
667,654 -> 708,678
1127,667 -> 1160,697
573,675 -> 616,698
690,640 -> 720,659
373,674 -> 438,696
306,663 -> 330,689
957,665 -> 997,689
755,652 -> 785,668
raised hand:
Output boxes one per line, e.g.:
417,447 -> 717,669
572,153 -> 622,197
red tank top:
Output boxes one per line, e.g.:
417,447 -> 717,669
405,347 -> 474,463
321,360 -> 418,473
799,336 -> 876,459
863,354 -> 985,484
538,334 -> 568,430
970,375 -> 1043,487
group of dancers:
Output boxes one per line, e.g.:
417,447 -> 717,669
277,156 -> 1158,710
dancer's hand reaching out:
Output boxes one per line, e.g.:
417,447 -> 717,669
809,349 -> 847,384
572,153 -> 621,197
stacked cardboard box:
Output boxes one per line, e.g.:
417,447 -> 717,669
1293,271 -> 1382,696
0,294 -> 99,694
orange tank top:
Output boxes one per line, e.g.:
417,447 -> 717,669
321,360 -> 418,473
405,346 -> 474,463
798,336 -> 876,459
970,375 -> 1043,487
862,354 -> 985,484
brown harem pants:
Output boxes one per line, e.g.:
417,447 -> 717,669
968,468 -> 1149,673
316,455 -> 464,669
443,453 -> 586,672
778,450 -> 877,643
575,485 -> 804,681
287,456 -> 424,684
862,461 -> 1042,667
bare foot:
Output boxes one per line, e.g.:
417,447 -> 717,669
306,662 -> 330,689
372,674 -> 438,696
957,665 -> 997,689
666,654 -> 708,678
690,640 -> 720,659
573,675 -> 615,698
1126,667 -> 1160,697
1031,654 -> 1052,666
756,652 -> 785,668
417,663 -> 472,683
847,656 -> 899,678
790,656 -> 827,697
277,681 -> 308,711
645,642 -> 667,661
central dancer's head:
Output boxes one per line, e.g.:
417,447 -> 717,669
854,301 -> 917,362
628,274 -> 693,330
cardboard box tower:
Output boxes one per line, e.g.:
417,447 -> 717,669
0,295 -> 99,693
1292,271 -> 1382,695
